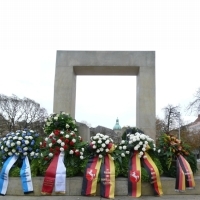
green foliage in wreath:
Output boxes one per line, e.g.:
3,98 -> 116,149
44,112 -> 77,135
122,127 -> 144,141
157,133 -> 197,177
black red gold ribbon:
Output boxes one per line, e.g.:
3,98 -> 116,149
100,154 -> 115,198
81,154 -> 115,198
175,155 -> 195,191
128,152 -> 163,197
128,151 -> 141,197
81,156 -> 101,196
141,152 -> 163,196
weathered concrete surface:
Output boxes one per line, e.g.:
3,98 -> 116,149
54,51 -> 156,140
5,176 -> 200,196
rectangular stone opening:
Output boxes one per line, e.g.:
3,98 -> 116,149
75,75 -> 136,129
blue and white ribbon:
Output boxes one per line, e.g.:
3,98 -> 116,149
55,152 -> 66,194
20,156 -> 33,194
0,155 -> 18,195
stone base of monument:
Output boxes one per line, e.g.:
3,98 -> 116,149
5,176 -> 200,196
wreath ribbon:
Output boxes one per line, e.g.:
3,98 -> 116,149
81,154 -> 115,198
0,155 -> 33,195
41,152 -> 66,195
175,154 -> 195,191
128,152 -> 163,197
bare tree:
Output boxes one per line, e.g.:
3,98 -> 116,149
0,94 -> 23,131
0,94 -> 48,133
187,87 -> 200,114
163,104 -> 182,133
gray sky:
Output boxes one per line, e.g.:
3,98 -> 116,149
0,0 -> 200,129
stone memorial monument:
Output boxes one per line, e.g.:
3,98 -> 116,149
53,51 -> 156,139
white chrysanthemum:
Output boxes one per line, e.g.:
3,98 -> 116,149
49,143 -> 53,147
119,146 -> 122,150
23,152 -> 27,156
158,149 -> 161,153
143,155 -> 147,159
101,143 -> 106,148
105,148 -> 109,152
6,141 -> 10,146
15,152 -> 19,156
25,140 -> 29,145
142,148 -> 146,151
8,152 -> 13,156
80,156 -> 84,159
12,149 -> 16,153
81,148 -> 85,152
13,136 -> 18,140
49,153 -> 53,157
45,137 -> 48,141
25,136 -> 29,139
23,147 -> 28,151
61,142 -> 65,146
60,131 -> 64,135
121,140 -> 125,144
96,149 -> 100,153
29,136 -> 33,140
66,124 -> 70,128
72,138 -> 76,143
92,145 -> 97,149
139,151 -> 143,156
74,128 -> 77,131
105,140 -> 109,144
126,151 -> 130,154
80,152 -> 83,155
70,132 -> 74,135
50,132 -> 54,137
134,146 -> 138,151
11,143 -> 15,147
60,147 -> 64,152
139,141 -> 143,145
121,153 -> 125,157
54,116 -> 58,120
65,134 -> 69,138
92,141 -> 96,144
30,151 -> 35,156
111,157 -> 115,160
69,150 -> 74,154
100,147 -> 104,152
98,140 -> 102,144
57,139 -> 62,144
99,154 -> 103,158
123,145 -> 127,150
18,137 -> 23,140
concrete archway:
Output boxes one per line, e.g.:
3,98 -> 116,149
53,51 -> 155,139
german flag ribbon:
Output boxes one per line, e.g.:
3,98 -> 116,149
175,155 -> 195,191
141,152 -> 163,196
81,156 -> 102,196
100,154 -> 115,199
128,151 -> 141,197
41,154 -> 59,195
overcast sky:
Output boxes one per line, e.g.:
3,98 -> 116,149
0,0 -> 200,129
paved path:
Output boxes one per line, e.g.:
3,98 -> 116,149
2,195 -> 200,200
